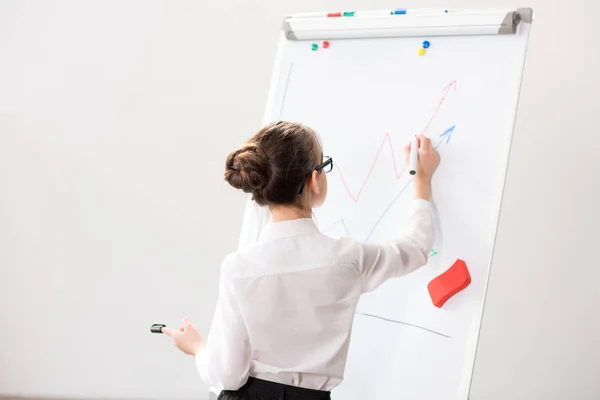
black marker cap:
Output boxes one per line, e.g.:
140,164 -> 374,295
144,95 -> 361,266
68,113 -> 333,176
150,324 -> 166,334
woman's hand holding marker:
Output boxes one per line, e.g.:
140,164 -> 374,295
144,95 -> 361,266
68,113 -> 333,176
404,135 -> 440,201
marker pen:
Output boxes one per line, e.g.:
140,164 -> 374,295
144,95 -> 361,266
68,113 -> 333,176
409,136 -> 419,176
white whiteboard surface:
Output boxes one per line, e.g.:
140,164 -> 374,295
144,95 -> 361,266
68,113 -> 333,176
242,11 -> 532,400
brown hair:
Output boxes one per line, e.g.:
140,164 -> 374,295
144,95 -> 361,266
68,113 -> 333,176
224,121 -> 321,206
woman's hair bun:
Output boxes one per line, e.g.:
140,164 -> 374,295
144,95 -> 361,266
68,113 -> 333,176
224,121 -> 320,207
224,143 -> 270,194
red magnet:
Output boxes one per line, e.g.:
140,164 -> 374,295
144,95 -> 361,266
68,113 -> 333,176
323,41 -> 330,48
428,259 -> 471,308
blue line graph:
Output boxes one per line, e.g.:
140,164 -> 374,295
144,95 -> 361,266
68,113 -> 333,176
364,180 -> 413,241
322,126 -> 455,246
364,125 -> 455,242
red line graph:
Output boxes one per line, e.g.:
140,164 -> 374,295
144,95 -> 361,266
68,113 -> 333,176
421,80 -> 457,135
334,80 -> 457,204
336,133 -> 406,203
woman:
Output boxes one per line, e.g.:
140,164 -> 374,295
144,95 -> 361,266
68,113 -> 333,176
163,121 -> 440,399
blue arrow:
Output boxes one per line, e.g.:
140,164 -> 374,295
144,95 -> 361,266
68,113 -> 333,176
365,125 -> 456,242
435,125 -> 455,149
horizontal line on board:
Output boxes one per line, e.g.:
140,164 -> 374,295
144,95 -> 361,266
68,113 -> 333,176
355,312 -> 451,338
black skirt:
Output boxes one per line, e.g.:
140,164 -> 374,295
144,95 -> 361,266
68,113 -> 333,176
218,377 -> 331,400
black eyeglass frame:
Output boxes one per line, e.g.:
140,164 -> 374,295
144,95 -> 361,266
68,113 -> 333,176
298,156 -> 333,196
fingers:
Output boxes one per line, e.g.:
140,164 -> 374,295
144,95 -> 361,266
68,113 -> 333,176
426,136 -> 433,151
182,317 -> 195,331
162,326 -> 176,337
417,135 -> 432,151
406,135 -> 435,157
164,318 -> 194,336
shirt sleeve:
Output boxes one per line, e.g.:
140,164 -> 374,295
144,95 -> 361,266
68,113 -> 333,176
195,260 -> 250,390
357,199 -> 435,293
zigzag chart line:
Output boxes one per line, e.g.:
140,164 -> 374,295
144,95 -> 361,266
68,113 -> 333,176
336,133 -> 406,204
322,81 -> 459,337
325,80 -> 458,244
333,79 -> 457,205
327,125 -> 455,240
328,125 -> 455,241
364,125 -> 455,242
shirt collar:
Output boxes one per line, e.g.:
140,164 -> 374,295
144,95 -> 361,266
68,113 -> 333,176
261,218 -> 320,240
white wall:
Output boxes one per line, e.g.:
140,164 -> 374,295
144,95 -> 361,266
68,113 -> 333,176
0,1 -> 598,400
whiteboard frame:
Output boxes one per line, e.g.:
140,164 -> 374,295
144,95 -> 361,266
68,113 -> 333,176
463,11 -> 534,400
283,8 -> 533,40
229,7 -> 534,400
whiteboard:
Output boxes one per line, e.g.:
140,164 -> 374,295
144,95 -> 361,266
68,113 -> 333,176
242,8 -> 532,400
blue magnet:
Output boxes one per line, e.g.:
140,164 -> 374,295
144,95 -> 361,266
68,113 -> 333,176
422,40 -> 430,49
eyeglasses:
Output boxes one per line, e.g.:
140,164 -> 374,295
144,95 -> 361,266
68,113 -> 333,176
298,156 -> 333,196
316,155 -> 333,173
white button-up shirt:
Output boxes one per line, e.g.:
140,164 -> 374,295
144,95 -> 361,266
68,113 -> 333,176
196,199 -> 434,391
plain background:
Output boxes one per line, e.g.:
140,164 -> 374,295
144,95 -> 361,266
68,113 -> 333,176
0,1 -> 598,400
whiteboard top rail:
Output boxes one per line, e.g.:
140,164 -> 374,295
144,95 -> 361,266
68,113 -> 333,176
283,7 -> 533,40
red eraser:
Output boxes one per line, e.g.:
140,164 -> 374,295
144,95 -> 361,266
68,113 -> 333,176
428,259 -> 471,308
